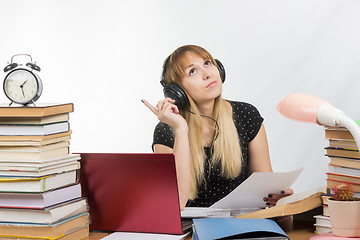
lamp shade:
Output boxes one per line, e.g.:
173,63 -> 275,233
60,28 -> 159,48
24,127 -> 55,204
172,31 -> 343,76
277,93 -> 360,151
277,94 -> 330,124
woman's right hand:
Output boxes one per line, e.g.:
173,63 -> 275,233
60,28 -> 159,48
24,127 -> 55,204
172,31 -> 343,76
142,98 -> 191,210
141,98 -> 187,131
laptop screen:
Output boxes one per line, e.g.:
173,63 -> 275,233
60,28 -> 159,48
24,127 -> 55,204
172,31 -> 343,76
79,153 -> 185,234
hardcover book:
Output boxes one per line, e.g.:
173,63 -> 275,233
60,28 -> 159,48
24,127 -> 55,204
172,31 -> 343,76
0,183 -> 81,209
0,160 -> 80,177
0,130 -> 72,142
0,113 -> 69,125
324,120 -> 360,141
328,156 -> 360,170
0,212 -> 89,239
326,148 -> 360,160
0,170 -> 79,193
0,197 -> 88,224
0,121 -> 70,136
0,103 -> 74,117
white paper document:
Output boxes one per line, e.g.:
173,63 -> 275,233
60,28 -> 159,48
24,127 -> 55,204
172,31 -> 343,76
181,206 -> 260,218
209,167 -> 303,209
100,231 -> 190,240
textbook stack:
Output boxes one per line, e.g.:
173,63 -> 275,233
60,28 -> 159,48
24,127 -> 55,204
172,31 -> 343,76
324,120 -> 360,197
0,103 -> 90,240
313,120 -> 360,234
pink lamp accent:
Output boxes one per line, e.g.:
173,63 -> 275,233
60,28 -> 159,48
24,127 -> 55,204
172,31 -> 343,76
277,93 -> 330,124
277,93 -> 360,151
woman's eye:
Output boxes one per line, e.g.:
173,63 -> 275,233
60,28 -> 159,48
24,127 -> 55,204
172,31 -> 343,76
189,68 -> 196,76
204,61 -> 211,66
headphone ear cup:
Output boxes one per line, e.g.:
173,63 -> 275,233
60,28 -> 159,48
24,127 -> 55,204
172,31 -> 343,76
4,63 -> 18,72
215,59 -> 226,83
26,63 -> 41,72
161,56 -> 170,84
163,82 -> 189,110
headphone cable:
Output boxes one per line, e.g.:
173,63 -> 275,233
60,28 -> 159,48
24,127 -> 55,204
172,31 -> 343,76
186,109 -> 219,149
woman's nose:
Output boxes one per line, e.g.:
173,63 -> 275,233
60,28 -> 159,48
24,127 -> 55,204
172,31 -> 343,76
202,68 -> 211,80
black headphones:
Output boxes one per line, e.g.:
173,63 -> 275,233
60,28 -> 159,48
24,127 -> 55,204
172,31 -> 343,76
4,54 -> 41,73
160,55 -> 226,110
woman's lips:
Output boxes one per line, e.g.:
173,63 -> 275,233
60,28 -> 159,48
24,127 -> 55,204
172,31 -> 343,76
206,81 -> 217,88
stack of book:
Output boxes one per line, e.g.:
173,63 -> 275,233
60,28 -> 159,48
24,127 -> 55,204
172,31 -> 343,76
0,103 -> 90,240
324,120 -> 360,197
314,120 -> 360,234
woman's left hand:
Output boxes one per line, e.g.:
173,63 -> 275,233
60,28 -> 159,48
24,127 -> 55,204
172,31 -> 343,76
263,188 -> 294,207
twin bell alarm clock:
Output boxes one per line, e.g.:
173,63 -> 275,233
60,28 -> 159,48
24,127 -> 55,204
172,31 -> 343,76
3,54 -> 43,106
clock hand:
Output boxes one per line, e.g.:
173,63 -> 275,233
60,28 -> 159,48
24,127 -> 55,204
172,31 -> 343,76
21,86 -> 25,98
20,79 -> 28,88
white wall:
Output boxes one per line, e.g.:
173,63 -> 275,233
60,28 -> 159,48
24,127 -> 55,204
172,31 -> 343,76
1,0 -> 360,193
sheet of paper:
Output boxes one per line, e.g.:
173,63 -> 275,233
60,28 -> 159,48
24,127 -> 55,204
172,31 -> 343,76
210,167 -> 303,209
181,206 -> 260,218
100,231 -> 191,240
181,207 -> 232,218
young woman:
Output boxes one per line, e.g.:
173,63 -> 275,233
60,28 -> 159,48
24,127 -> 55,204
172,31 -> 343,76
142,45 -> 292,210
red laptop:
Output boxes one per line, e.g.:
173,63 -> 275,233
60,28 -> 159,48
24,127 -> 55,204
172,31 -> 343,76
78,153 -> 192,234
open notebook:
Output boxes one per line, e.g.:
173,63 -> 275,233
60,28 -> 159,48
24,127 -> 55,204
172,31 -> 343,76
78,153 -> 192,235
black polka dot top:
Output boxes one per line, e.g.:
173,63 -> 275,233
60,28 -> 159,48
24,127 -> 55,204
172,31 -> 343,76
152,100 -> 264,207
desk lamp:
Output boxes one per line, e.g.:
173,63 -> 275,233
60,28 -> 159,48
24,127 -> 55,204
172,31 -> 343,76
277,93 -> 360,150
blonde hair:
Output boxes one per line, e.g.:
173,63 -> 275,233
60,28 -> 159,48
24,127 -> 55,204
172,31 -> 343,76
163,45 -> 242,199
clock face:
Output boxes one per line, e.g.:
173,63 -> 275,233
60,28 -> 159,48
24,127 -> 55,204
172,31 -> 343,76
3,69 -> 41,104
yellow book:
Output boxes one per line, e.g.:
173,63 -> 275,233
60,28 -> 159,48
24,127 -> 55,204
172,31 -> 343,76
0,170 -> 79,193
0,213 -> 89,239
0,225 -> 89,240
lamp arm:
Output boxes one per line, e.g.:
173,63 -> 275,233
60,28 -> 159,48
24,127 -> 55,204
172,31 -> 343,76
317,104 -> 360,150
338,116 -> 360,151
317,104 -> 345,127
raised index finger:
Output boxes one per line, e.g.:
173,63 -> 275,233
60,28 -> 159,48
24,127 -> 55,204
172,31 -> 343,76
141,99 -> 159,116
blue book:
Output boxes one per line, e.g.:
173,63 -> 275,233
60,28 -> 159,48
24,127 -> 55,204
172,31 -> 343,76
193,218 -> 289,240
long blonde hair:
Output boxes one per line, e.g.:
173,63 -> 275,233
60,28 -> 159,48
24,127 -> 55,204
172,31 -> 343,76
163,45 -> 243,199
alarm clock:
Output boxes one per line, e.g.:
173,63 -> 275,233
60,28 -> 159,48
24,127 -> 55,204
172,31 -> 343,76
3,54 -> 43,106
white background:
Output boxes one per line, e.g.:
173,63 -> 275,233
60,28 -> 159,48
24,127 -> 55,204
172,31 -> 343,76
1,0 -> 359,193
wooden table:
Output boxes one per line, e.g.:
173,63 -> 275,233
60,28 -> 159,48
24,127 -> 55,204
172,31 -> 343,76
84,216 -> 316,240
277,216 -> 316,240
